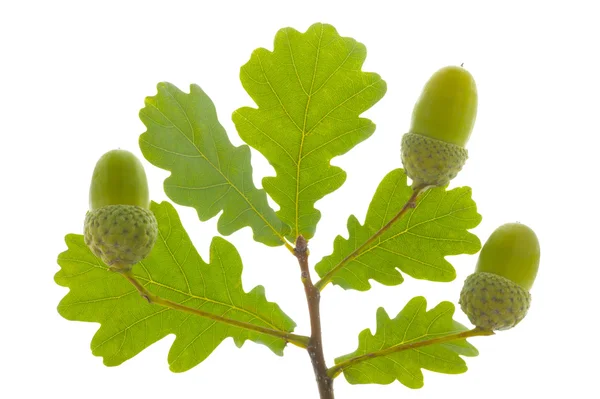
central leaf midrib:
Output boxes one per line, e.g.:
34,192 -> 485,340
346,305 -> 467,374
72,243 -> 284,332
294,24 -> 323,238
344,191 -> 476,266
141,276 -> 283,331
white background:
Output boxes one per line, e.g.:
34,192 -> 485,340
1,0 -> 599,398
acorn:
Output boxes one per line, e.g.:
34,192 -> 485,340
459,223 -> 540,331
83,150 -> 158,272
401,65 -> 478,188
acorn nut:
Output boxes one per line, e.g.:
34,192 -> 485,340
83,149 -> 158,272
459,223 -> 540,331
401,65 -> 478,188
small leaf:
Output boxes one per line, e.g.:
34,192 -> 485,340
233,22 -> 386,241
139,83 -> 290,247
315,169 -> 482,291
335,297 -> 478,388
55,201 -> 296,372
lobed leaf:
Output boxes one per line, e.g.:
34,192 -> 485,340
335,297 -> 478,388
233,22 -> 387,241
139,83 -> 290,247
55,201 -> 296,372
315,169 -> 482,291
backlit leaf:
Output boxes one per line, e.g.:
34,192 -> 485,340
55,201 -> 295,372
316,169 -> 481,291
140,83 -> 290,247
233,23 -> 386,241
335,296 -> 478,388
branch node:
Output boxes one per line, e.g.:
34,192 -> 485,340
295,235 -> 308,254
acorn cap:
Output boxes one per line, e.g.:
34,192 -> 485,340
84,204 -> 158,272
459,272 -> 531,331
401,133 -> 468,188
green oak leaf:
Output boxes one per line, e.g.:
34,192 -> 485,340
233,22 -> 387,241
139,83 -> 290,247
335,296 -> 478,388
55,201 -> 295,372
316,169 -> 481,291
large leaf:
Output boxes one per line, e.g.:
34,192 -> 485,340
233,23 -> 387,241
315,169 -> 481,291
139,83 -> 290,247
55,201 -> 296,372
335,297 -> 478,388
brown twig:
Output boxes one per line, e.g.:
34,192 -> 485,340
295,236 -> 335,399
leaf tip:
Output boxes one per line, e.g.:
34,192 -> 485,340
408,295 -> 428,309
155,81 -> 172,92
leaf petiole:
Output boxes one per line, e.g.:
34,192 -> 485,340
327,327 -> 494,379
121,270 -> 310,349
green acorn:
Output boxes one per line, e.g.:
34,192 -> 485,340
459,223 -> 540,331
83,150 -> 158,272
401,65 -> 478,188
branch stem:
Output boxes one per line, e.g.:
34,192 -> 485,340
121,271 -> 310,349
315,186 -> 426,291
295,236 -> 335,399
327,327 -> 494,379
